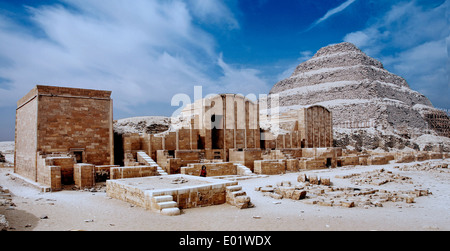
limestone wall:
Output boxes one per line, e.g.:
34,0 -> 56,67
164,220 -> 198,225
15,85 -> 114,185
74,163 -> 95,188
15,94 -> 38,181
36,87 -> 113,165
254,160 -> 286,175
181,162 -> 237,177
110,166 -> 158,179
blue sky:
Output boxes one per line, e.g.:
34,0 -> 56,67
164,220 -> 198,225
0,0 -> 448,141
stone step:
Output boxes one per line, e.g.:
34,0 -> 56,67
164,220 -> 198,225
156,201 -> 178,210
152,195 -> 173,203
157,170 -> 168,176
230,190 -> 247,198
161,207 -> 181,216
226,185 -> 242,192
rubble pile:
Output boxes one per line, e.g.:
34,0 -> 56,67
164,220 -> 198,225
397,161 -> 449,172
341,168 -> 413,186
256,172 -> 431,209
0,185 -> 13,231
255,181 -> 307,200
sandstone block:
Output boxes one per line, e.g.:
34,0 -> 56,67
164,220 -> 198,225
340,201 -> 355,208
235,196 -> 251,209
405,197 -> 415,204
260,186 -> 274,193
161,208 -> 181,216
309,175 -> 319,185
297,173 -> 308,182
292,190 -> 307,200
0,214 -> 9,231
320,177 -> 331,186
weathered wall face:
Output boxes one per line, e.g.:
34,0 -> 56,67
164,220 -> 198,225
180,94 -> 261,151
299,106 -> 333,148
254,160 -> 286,175
110,166 -> 158,179
181,162 -> 237,176
260,105 -> 332,150
228,149 -> 262,171
15,85 -> 114,184
36,88 -> 113,165
15,92 -> 38,181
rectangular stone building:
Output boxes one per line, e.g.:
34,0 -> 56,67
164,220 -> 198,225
15,85 -> 114,184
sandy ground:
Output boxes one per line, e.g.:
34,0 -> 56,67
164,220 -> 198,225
1,158 -> 449,231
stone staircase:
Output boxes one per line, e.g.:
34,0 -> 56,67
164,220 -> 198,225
226,185 -> 252,209
137,151 -> 168,176
234,163 -> 254,176
151,195 -> 181,216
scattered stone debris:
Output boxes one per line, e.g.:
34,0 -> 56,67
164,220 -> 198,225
397,161 -> 449,172
0,214 -> 9,231
0,185 -> 14,231
256,179 -> 308,201
256,173 -> 431,209
337,168 -> 413,186
171,177 -> 189,184
80,184 -> 107,193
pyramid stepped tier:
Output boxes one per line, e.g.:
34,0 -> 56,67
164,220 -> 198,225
267,42 -> 438,132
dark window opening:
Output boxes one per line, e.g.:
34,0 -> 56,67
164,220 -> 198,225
326,158 -> 332,168
74,151 -> 83,163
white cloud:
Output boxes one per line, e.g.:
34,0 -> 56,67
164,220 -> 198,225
186,0 -> 239,29
0,0 -> 265,117
382,39 -> 448,103
343,1 -> 449,108
308,0 -> 357,30
345,1 -> 448,52
214,54 -> 269,95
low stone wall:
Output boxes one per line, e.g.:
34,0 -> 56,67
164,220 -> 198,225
110,166 -> 158,179
181,162 -> 237,177
298,158 -> 326,170
367,156 -> 390,165
286,159 -> 299,172
106,175 -> 240,211
339,156 -> 359,166
74,163 -> 95,189
254,160 -> 286,175
396,153 -> 416,163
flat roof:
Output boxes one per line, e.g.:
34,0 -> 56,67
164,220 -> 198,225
17,85 -> 112,107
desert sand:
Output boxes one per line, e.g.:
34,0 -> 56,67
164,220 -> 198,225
1,157 -> 449,231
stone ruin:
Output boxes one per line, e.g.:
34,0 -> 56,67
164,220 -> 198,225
0,185 -> 12,231
106,174 -> 252,216
268,42 -> 450,151
257,168 -> 434,209
11,85 -> 449,216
